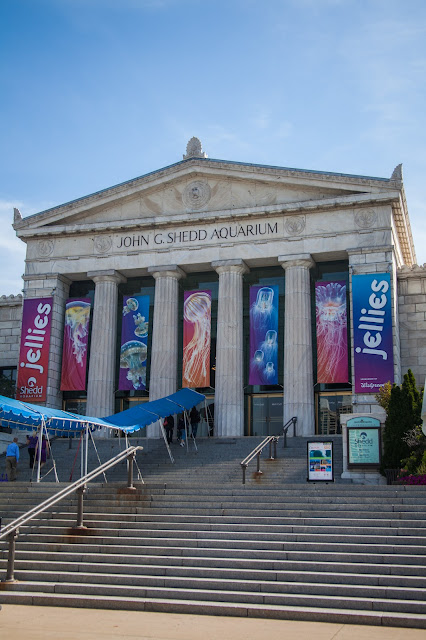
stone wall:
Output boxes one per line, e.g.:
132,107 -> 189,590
397,265 -> 426,386
0,295 -> 23,368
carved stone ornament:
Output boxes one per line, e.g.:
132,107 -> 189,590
94,235 -> 112,254
354,209 -> 377,229
37,239 -> 54,257
182,180 -> 211,210
183,136 -> 207,159
284,215 -> 306,236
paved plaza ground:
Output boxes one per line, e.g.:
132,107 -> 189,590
0,605 -> 425,640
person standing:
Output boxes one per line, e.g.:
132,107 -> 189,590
190,406 -> 200,438
26,432 -> 38,469
164,415 -> 174,444
6,437 -> 20,481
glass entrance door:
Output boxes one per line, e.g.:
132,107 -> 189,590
251,395 -> 283,437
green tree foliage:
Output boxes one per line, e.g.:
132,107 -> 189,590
380,370 -> 422,474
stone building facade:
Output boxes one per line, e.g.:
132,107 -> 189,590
1,139 -> 425,438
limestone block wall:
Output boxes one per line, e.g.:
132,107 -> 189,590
397,265 -> 426,386
0,295 -> 23,369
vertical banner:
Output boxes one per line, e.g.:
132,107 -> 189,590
182,290 -> 212,388
352,273 -> 394,393
16,298 -> 53,402
315,281 -> 348,383
119,295 -> 149,390
60,299 -> 91,391
249,285 -> 278,385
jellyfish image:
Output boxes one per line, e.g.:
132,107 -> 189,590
316,282 -> 348,382
254,350 -> 264,363
120,340 -> 147,389
64,300 -> 91,365
133,313 -> 148,338
182,291 -> 211,387
264,361 -> 275,380
251,287 -> 275,330
123,298 -> 138,316
261,329 -> 278,362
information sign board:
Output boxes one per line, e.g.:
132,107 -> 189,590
307,441 -> 334,482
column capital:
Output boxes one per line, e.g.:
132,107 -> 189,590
212,259 -> 249,276
148,265 -> 185,280
278,254 -> 315,270
87,269 -> 126,285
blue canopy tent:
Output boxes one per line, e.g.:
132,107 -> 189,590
0,395 -> 115,436
104,389 -> 205,433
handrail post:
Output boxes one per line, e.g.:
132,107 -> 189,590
256,452 -> 261,473
76,485 -> 86,529
5,528 -> 19,582
269,440 -> 273,459
273,437 -> 277,459
127,451 -> 136,490
242,464 -> 246,485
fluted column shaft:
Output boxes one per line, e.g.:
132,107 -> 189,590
148,265 -> 184,437
212,259 -> 248,437
280,255 -> 315,436
86,270 -> 125,423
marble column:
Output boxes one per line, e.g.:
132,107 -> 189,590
86,270 -> 126,427
212,259 -> 248,437
279,254 -> 315,437
147,265 -> 184,438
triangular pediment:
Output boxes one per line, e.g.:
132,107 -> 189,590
14,158 -> 396,236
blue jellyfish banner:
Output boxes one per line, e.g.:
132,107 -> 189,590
119,295 -> 150,391
249,285 -> 279,385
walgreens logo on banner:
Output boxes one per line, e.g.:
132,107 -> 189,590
16,298 -> 53,402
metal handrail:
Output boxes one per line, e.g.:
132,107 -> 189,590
240,435 -> 278,485
0,445 -> 142,582
282,416 -> 297,448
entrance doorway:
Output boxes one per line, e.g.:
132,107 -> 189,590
251,394 -> 283,437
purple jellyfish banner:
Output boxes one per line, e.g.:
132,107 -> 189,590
182,290 -> 212,388
60,298 -> 91,391
315,281 -> 348,383
249,285 -> 279,385
353,273 -> 394,393
119,295 -> 150,391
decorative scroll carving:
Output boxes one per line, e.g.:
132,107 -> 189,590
354,209 -> 377,229
37,239 -> 54,257
182,181 -> 211,210
94,235 -> 112,254
284,215 -> 306,236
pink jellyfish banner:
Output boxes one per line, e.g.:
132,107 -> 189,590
315,281 -> 349,384
249,285 -> 279,385
60,298 -> 91,391
182,290 -> 212,388
119,295 -> 150,391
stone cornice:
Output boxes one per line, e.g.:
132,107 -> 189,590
397,264 -> 426,279
0,294 -> 23,307
15,190 -> 400,241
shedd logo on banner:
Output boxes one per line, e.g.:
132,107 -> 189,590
17,298 -> 53,402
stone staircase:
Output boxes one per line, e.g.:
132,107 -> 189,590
0,437 -> 425,628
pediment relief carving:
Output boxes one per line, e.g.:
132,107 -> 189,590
14,157 -> 389,237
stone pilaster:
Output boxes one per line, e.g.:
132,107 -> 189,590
86,270 -> 126,425
148,265 -> 185,438
212,259 -> 248,437
22,273 -> 71,409
279,254 -> 315,436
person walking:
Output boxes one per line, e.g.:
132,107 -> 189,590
5,437 -> 20,481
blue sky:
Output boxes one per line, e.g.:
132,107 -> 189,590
1,0 -> 425,295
